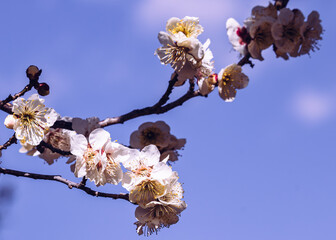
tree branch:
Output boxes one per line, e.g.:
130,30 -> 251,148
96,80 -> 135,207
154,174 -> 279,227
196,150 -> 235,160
36,141 -> 72,156
0,167 -> 130,202
0,134 -> 17,151
99,79 -> 201,127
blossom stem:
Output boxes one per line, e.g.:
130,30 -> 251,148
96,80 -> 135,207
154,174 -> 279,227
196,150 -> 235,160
0,167 -> 131,202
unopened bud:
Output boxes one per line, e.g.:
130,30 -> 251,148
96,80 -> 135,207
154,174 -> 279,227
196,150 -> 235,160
4,115 -> 15,129
26,65 -> 42,81
207,74 -> 218,85
37,83 -> 50,96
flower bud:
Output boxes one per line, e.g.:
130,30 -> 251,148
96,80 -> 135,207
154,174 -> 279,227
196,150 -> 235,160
26,65 -> 42,81
4,115 -> 15,129
207,73 -> 218,85
37,83 -> 50,96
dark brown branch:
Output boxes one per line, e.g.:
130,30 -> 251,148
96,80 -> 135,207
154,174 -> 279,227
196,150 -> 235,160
0,84 -> 34,110
0,167 -> 130,202
0,134 -> 17,151
99,79 -> 201,127
238,53 -> 254,68
37,141 -> 72,156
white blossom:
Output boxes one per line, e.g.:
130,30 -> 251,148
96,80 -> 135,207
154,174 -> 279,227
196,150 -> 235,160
11,94 -> 59,146
272,8 -> 304,56
130,121 -> 171,150
218,64 -> 249,102
70,128 -> 127,186
134,177 -> 186,236
299,11 -> 323,56
122,145 -> 177,207
226,18 -> 249,56
166,16 -> 203,39
248,17 -> 275,60
20,128 -> 75,165
130,121 -> 186,163
155,31 -> 204,85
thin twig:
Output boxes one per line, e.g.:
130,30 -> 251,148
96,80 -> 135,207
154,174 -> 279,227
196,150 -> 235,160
99,80 -> 201,127
0,167 -> 130,202
0,134 -> 17,151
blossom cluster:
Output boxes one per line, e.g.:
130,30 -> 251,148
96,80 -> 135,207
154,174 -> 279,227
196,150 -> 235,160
156,16 -> 250,102
226,3 -> 323,60
4,94 -> 186,236
155,16 -> 214,87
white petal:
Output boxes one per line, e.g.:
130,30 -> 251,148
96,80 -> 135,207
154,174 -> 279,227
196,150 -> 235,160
89,128 -> 110,150
70,134 -> 88,156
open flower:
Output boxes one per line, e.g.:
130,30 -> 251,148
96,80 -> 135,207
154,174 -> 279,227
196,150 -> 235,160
166,16 -> 203,39
196,39 -> 214,81
218,64 -> 249,102
248,17 -> 275,60
299,11 -> 323,56
70,128 -> 127,186
155,31 -> 204,85
130,121 -> 186,163
20,128 -> 75,165
130,121 -> 171,150
11,94 -> 59,146
272,8 -> 305,56
226,18 -> 250,56
134,177 -> 186,236
122,145 -> 176,207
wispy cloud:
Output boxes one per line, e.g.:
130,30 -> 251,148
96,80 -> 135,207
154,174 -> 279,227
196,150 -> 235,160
132,0 -> 238,31
291,88 -> 335,125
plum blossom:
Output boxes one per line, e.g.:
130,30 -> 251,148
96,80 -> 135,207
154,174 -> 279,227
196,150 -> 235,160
195,39 -> 214,81
155,31 -> 204,85
155,16 -> 213,86
130,121 -> 186,163
248,17 -> 275,60
299,11 -> 323,56
135,177 -> 186,236
11,94 -> 59,146
166,16 -> 203,39
226,18 -> 250,56
130,121 -> 171,150
122,145 -> 177,207
70,128 -> 128,186
271,8 -> 305,56
218,64 -> 249,102
19,128 -> 75,165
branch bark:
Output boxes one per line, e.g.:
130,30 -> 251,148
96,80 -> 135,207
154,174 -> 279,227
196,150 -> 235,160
0,167 -> 130,202
0,134 -> 17,151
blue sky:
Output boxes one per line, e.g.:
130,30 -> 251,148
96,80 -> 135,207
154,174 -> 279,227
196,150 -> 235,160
0,0 -> 335,239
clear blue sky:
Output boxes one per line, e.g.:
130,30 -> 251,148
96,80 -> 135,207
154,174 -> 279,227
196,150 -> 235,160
0,0 -> 335,239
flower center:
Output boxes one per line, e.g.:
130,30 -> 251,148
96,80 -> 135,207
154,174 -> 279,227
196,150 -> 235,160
161,44 -> 188,72
222,73 -> 233,84
130,179 -> 165,204
283,26 -> 299,42
168,21 -> 196,38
